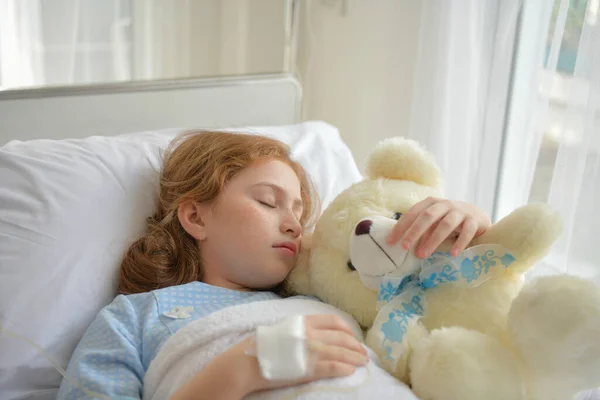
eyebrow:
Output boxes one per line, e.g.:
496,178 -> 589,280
252,182 -> 304,209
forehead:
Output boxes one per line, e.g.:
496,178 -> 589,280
230,159 -> 301,193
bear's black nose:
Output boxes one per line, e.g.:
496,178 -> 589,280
355,219 -> 373,236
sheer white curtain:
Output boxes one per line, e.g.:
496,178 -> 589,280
0,0 -> 227,88
0,0 -> 132,89
545,0 -> 599,285
530,0 -> 600,284
408,0 -> 523,217
495,0 -> 600,288
0,0 -> 45,88
412,0 -> 600,286
0,0 -> 292,90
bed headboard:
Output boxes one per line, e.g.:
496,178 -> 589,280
0,73 -> 301,145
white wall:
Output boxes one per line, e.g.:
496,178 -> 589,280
296,0 -> 423,170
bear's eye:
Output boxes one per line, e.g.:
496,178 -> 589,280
393,212 -> 402,220
347,260 -> 356,271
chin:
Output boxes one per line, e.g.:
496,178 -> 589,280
254,263 -> 291,290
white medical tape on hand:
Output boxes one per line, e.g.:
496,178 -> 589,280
255,315 -> 308,380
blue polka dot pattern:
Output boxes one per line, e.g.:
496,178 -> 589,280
56,281 -> 280,399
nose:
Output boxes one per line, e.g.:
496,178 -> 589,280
355,219 -> 373,236
282,212 -> 302,237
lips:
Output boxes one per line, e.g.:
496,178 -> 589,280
274,241 -> 297,255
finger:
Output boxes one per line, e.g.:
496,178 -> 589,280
451,216 -> 478,256
417,211 -> 464,258
418,220 -> 439,248
304,315 -> 355,337
310,344 -> 368,367
397,201 -> 451,251
307,329 -> 367,356
387,197 -> 438,245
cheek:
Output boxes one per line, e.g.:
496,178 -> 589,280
220,201 -> 274,242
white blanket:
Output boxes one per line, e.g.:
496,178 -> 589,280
143,296 -> 419,400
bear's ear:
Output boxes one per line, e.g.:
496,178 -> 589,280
366,137 -> 442,189
281,234 -> 313,297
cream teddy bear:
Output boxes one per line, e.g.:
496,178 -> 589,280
285,137 -> 600,400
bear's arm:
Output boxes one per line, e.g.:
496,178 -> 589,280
469,203 -> 562,274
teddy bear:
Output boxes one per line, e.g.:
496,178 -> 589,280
284,137 -> 600,400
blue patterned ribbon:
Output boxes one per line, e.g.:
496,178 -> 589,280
372,244 -> 516,369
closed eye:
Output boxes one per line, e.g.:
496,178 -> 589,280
259,200 -> 276,209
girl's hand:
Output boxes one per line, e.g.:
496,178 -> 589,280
386,197 -> 491,258
249,314 -> 369,393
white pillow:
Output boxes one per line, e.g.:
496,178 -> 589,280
0,121 -> 362,400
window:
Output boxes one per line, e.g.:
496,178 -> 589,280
529,0 -> 597,204
0,0 -> 296,90
497,0 -> 599,280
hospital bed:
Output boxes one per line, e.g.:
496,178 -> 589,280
1,73 -> 598,400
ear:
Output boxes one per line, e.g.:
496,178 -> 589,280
366,137 -> 443,190
282,233 -> 314,296
177,200 -> 209,241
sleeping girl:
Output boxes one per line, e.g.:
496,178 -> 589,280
57,130 -> 491,399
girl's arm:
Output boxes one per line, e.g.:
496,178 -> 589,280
56,295 -> 146,399
171,314 -> 370,400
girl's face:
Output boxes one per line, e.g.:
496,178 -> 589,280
179,159 -> 304,290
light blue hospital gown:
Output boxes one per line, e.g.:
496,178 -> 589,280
56,281 -> 281,399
